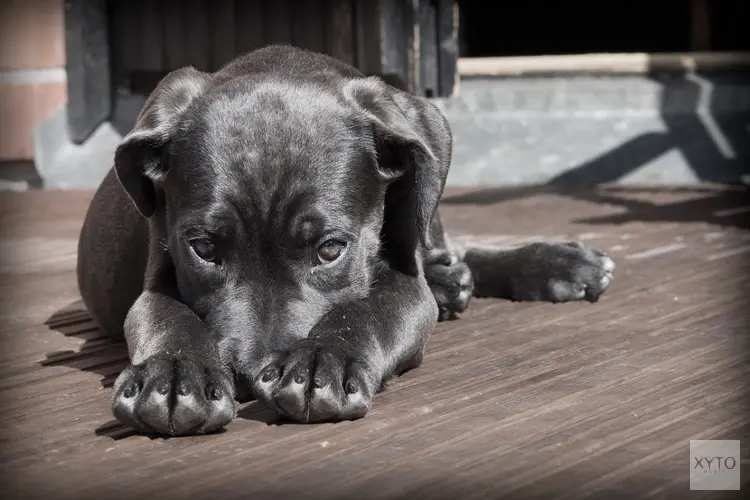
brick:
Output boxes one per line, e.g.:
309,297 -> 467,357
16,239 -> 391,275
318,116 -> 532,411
0,0 -> 66,70
0,81 -> 67,160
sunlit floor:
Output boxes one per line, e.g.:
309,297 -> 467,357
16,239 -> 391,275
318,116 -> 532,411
1,184 -> 748,499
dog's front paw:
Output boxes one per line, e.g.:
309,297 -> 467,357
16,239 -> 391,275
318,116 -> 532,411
425,249 -> 474,321
112,354 -> 234,436
512,241 -> 616,303
254,341 -> 376,423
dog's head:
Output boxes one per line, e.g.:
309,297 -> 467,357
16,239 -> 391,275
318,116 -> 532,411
113,65 -> 449,353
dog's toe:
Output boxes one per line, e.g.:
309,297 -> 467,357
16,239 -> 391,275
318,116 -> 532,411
576,248 -> 616,302
255,343 -> 373,423
601,255 -> 616,274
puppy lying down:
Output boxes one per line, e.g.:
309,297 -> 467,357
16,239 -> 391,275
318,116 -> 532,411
77,45 -> 615,436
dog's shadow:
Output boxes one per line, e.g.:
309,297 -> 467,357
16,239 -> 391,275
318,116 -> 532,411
42,301 -> 288,440
42,300 -> 127,389
41,300 -> 142,439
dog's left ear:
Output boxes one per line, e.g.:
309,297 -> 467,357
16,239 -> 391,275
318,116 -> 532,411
343,77 -> 451,257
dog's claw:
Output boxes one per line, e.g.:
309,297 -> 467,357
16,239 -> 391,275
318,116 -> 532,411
345,378 -> 360,395
207,386 -> 223,401
122,382 -> 137,399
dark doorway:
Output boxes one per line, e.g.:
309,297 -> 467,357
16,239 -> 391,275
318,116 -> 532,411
457,0 -> 750,58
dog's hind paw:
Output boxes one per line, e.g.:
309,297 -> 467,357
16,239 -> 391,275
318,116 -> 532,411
424,249 -> 474,321
510,241 -> 616,303
111,354 -> 235,436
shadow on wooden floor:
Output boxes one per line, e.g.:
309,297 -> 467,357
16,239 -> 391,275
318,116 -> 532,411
5,185 -> 747,497
40,299 -> 126,390
442,185 -> 750,231
40,301 -> 141,439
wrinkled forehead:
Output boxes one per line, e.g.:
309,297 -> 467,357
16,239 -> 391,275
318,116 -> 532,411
165,81 -> 381,229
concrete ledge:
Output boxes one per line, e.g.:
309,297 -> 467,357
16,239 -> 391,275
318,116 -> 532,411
34,106 -> 121,189
435,72 -> 750,187
458,52 -> 750,76
31,69 -> 750,190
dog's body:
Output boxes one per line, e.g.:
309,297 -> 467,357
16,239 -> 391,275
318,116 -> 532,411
77,45 -> 615,436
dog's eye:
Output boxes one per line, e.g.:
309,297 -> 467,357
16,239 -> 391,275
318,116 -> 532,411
190,237 -> 217,262
317,239 -> 346,264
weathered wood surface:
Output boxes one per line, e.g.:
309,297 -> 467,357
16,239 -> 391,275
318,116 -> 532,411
0,185 -> 748,499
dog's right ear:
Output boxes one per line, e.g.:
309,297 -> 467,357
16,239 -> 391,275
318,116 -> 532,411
114,67 -> 211,218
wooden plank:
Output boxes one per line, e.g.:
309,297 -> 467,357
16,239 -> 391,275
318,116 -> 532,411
125,0 -> 167,96
108,0 -> 135,86
325,0 -> 355,66
211,0 -> 235,70
157,0 -> 211,72
291,0 -> 327,54
405,0 -> 420,95
352,0 -> 379,74
234,0 -> 265,59
436,0 -> 458,97
352,0 -> 421,94
184,0 -> 211,71
63,0 -> 111,144
419,0 -> 438,97
163,7 -> 189,70
377,0 -> 416,93
138,0 -> 166,72
262,0 -> 292,46
1,185 -> 749,498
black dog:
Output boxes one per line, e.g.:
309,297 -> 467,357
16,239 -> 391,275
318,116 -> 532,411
77,45 -> 615,436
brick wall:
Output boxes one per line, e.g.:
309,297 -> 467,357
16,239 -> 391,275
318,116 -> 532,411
0,0 -> 67,161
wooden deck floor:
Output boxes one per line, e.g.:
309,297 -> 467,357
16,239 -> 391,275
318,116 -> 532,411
0,185 -> 748,499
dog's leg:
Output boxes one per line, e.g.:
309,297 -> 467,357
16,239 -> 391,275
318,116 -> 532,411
110,289 -> 235,436
422,213 -> 474,320
459,240 -> 615,303
423,212 -> 616,310
253,267 -> 436,423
